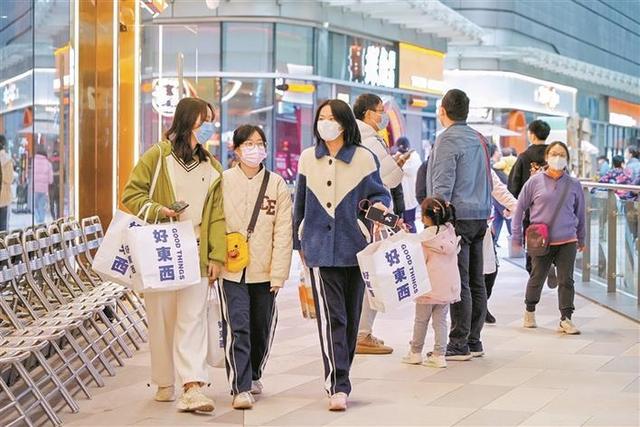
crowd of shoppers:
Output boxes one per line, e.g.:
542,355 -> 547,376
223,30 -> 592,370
117,90 -> 638,416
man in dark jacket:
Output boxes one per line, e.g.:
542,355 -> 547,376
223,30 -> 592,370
415,159 -> 428,206
507,120 -> 550,198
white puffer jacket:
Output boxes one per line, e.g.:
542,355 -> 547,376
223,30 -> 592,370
357,120 -> 403,189
222,166 -> 293,287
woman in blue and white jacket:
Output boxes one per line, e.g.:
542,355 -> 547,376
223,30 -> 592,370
293,99 -> 390,412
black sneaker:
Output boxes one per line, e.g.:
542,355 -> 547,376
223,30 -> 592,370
445,350 -> 473,361
485,311 -> 496,324
469,344 -> 485,358
547,267 -> 558,289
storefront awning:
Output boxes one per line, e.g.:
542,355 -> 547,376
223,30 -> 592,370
469,123 -> 521,137
320,0 -> 484,44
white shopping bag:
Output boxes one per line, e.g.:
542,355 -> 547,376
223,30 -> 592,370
357,230 -> 431,313
126,221 -> 201,293
206,286 -> 225,368
91,209 -> 146,287
483,226 -> 497,275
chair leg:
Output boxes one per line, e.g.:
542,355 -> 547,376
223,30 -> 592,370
13,361 -> 62,426
0,375 -> 35,427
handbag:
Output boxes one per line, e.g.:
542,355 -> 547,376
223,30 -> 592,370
525,178 -> 571,257
225,170 -> 270,273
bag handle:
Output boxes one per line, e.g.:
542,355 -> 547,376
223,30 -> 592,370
246,170 -> 270,240
547,176 -> 572,233
149,144 -> 162,198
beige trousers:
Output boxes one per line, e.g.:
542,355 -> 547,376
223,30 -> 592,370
144,278 -> 209,387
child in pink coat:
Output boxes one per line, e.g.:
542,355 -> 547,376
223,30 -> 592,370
402,197 -> 461,368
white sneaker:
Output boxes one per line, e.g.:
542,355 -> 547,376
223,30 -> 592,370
329,392 -> 347,411
251,380 -> 263,395
154,385 -> 175,402
401,350 -> 423,365
523,311 -> 537,328
423,353 -> 447,368
176,386 -> 215,413
232,392 -> 254,410
558,318 -> 580,335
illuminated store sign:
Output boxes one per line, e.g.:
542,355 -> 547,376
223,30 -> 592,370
349,43 -> 397,89
151,78 -> 191,117
399,43 -> 445,95
534,86 -> 560,109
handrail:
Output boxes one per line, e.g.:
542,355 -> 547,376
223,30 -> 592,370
579,180 -> 640,192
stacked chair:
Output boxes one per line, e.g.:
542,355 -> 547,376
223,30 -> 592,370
0,216 -> 148,426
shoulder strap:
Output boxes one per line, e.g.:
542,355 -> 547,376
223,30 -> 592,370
548,176 -> 572,230
476,132 -> 493,191
247,170 -> 270,240
149,144 -> 163,197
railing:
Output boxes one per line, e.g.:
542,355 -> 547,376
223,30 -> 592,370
578,181 -> 640,313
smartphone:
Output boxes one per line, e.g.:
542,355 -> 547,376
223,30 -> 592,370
170,201 -> 189,213
365,206 -> 399,228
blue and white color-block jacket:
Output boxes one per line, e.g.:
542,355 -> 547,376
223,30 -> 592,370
293,142 -> 391,267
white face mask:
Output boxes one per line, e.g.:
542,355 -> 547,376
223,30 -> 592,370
547,155 -> 567,171
317,120 -> 343,141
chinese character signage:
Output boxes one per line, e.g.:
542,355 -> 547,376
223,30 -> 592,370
348,39 -> 397,89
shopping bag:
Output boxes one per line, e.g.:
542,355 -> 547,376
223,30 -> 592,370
91,209 -> 147,286
357,230 -> 430,313
126,220 -> 201,293
483,226 -> 497,275
298,268 -> 316,319
206,287 -> 225,368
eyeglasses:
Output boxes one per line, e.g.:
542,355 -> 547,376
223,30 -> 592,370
242,140 -> 266,149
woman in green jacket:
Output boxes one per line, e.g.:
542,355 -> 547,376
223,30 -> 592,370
122,97 -> 225,413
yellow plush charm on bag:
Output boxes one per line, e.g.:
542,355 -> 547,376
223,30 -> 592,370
226,232 -> 249,273
224,170 -> 270,274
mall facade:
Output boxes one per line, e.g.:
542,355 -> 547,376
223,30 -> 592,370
0,0 -> 486,227
1,0 -> 638,228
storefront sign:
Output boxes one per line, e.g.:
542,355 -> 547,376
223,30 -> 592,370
349,42 -> 397,89
399,43 -> 445,95
151,78 -> 191,117
2,84 -> 19,107
609,97 -> 640,127
0,68 -> 57,114
534,86 -> 560,109
444,70 -> 576,117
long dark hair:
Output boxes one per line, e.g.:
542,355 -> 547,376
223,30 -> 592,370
313,99 -> 361,147
164,97 -> 210,164
421,197 -> 456,232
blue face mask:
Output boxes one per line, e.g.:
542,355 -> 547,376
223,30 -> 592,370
194,122 -> 215,144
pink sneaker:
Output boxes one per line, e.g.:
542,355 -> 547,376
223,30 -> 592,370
329,392 -> 347,411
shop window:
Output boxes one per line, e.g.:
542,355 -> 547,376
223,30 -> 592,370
275,24 -> 314,74
220,79 -> 273,170
223,23 -> 273,73
140,23 -> 222,157
0,0 -> 73,229
275,81 -> 314,184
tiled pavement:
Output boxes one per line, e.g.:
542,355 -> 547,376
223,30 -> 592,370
61,258 -> 639,427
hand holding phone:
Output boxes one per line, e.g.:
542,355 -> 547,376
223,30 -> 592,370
365,205 -> 399,229
169,201 -> 189,214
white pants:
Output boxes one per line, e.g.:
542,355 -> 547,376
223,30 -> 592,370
145,278 -> 209,387
358,296 -> 377,337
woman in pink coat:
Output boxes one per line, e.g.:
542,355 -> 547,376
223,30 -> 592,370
33,145 -> 53,224
402,197 -> 460,368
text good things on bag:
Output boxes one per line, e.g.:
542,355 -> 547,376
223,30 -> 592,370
357,231 -> 430,313
127,221 -> 201,293
92,210 -> 146,287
